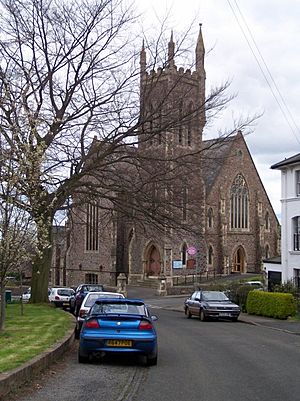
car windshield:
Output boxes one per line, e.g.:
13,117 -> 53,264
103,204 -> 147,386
57,289 -> 74,296
85,293 -> 122,307
202,292 -> 229,302
83,285 -> 103,292
90,301 -> 147,316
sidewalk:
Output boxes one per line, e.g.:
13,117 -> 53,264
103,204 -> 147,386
238,313 -> 300,335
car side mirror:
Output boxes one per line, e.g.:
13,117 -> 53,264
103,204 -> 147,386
151,315 -> 158,321
195,298 -> 201,302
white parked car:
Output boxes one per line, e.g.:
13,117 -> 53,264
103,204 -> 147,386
21,287 -> 31,302
75,291 -> 125,338
49,287 -> 75,308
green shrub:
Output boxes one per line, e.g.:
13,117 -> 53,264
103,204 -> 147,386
246,291 -> 297,319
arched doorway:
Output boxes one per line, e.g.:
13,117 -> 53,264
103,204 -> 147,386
232,247 -> 246,273
146,244 -> 161,276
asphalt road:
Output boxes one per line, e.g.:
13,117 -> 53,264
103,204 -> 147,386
10,297 -> 300,401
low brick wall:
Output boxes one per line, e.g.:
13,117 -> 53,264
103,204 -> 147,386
0,323 -> 75,400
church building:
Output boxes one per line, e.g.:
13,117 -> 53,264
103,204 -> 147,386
58,27 -> 279,289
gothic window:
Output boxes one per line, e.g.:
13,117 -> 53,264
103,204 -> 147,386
293,216 -> 300,251
85,202 -> 99,252
208,208 -> 213,228
181,243 -> 187,266
178,101 -> 183,145
182,185 -> 188,221
85,273 -> 98,284
187,102 -> 193,146
265,211 -> 270,231
296,170 -> 300,196
265,244 -> 270,259
230,174 -> 249,230
208,245 -> 213,265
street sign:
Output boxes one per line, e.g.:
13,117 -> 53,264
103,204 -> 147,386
187,246 -> 197,256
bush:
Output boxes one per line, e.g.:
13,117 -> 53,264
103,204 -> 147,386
246,291 -> 297,319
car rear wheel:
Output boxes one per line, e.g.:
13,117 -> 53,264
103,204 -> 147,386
145,354 -> 158,366
200,309 -> 206,321
78,351 -> 89,364
185,307 -> 192,318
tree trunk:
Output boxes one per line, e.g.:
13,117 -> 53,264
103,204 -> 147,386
0,281 -> 6,331
30,223 -> 53,304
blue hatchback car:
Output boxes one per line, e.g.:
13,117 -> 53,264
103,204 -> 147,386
78,298 -> 158,366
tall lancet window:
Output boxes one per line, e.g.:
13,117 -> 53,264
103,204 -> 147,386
230,174 -> 249,230
182,185 -> 188,221
187,102 -> 193,146
86,202 -> 99,251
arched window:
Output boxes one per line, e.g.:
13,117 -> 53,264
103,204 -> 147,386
265,244 -> 270,259
187,102 -> 193,146
178,101 -> 183,145
182,243 -> 187,266
182,185 -> 188,221
230,174 -> 249,230
208,208 -> 213,228
85,202 -> 99,251
208,246 -> 213,265
265,211 -> 270,230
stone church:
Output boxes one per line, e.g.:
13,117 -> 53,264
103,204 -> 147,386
52,27 -> 279,289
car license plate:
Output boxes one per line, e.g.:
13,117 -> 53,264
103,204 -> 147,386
106,340 -> 132,347
219,312 -> 231,317
63,302 -> 69,306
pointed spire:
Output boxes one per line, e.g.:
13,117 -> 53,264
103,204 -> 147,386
195,23 -> 205,71
168,30 -> 175,68
140,39 -> 146,74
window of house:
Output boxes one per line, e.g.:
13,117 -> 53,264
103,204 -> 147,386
85,202 -> 99,252
296,170 -> 300,196
208,245 -> 213,265
208,208 -> 213,228
85,273 -> 98,284
293,216 -> 300,251
230,174 -> 249,230
265,211 -> 270,231
181,243 -> 187,266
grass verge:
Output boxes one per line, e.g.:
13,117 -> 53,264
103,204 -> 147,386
0,303 -> 74,373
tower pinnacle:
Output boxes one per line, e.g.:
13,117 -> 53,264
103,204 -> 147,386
195,23 -> 205,71
168,31 -> 175,68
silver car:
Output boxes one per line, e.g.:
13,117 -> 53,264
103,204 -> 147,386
184,290 -> 241,321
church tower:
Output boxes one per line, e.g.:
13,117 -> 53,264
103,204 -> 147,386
139,25 -> 206,153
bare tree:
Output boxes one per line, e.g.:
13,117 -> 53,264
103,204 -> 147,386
0,0 -> 256,302
0,145 -> 36,330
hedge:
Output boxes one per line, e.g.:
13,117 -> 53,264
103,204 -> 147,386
246,291 -> 297,319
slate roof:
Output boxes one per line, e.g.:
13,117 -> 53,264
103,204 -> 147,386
271,152 -> 300,169
201,136 -> 235,190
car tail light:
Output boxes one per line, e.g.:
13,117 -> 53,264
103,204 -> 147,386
79,309 -> 86,318
85,319 -> 100,329
138,320 -> 153,330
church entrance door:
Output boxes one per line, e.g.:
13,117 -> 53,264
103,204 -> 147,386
232,247 -> 246,273
146,245 -> 161,276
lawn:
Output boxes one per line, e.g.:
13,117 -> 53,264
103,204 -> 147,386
0,303 -> 74,373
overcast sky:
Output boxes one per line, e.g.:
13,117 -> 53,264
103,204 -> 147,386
136,0 -> 300,220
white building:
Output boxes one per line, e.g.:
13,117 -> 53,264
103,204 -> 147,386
264,153 -> 300,289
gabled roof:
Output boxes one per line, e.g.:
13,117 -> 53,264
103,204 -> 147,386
271,153 -> 300,170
